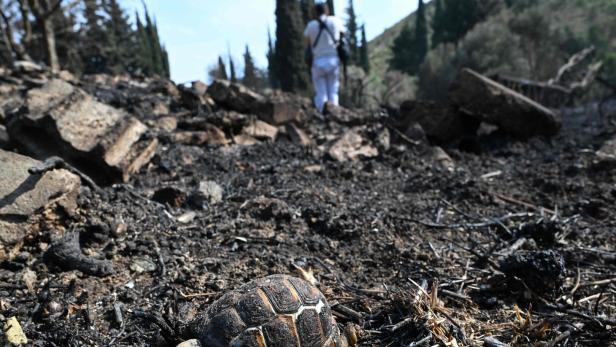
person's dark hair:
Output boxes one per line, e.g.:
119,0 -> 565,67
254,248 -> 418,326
315,3 -> 329,16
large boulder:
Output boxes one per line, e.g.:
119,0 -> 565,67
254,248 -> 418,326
6,79 -> 157,185
449,69 -> 561,138
398,100 -> 478,144
207,79 -> 266,113
0,149 -> 81,258
207,80 -> 304,125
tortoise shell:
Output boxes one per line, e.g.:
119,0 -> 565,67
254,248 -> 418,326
187,275 -> 349,347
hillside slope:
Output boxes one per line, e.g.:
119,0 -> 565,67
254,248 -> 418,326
365,0 -> 616,103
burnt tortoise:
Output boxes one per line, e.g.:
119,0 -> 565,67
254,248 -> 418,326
184,274 -> 357,347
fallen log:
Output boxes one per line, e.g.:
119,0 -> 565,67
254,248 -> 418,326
449,69 -> 561,138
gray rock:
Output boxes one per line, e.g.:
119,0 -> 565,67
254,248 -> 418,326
191,80 -> 208,96
0,149 -> 81,256
242,119 -> 278,141
200,181 -> 223,204
6,79 -> 157,184
449,69 -> 561,138
398,100 -> 477,144
328,131 -> 378,162
207,80 -> 304,125
207,79 -> 266,113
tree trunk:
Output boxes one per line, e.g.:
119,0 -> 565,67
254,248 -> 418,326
0,7 -> 32,63
41,17 -> 59,72
27,0 -> 62,72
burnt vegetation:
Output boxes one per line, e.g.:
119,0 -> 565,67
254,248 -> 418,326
1,0 -> 616,346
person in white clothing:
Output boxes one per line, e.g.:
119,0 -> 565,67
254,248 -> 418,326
303,3 -> 346,113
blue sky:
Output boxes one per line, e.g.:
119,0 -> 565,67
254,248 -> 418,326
120,0 -> 419,83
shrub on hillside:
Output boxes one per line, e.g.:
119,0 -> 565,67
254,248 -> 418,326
417,44 -> 457,102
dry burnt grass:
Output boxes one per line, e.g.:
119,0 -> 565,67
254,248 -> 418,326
1,86 -> 616,346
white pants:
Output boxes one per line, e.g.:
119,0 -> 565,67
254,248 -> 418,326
311,56 -> 340,113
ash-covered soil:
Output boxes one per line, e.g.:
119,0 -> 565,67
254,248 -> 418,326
1,76 -> 616,347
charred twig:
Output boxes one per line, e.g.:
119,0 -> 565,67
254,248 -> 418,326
492,193 -> 556,215
333,304 -> 364,323
384,123 -> 421,146
29,156 -> 102,193
548,330 -> 571,347
133,310 -> 178,345
544,303 -> 616,327
44,232 -> 114,277
484,336 -> 511,347
397,212 -> 531,231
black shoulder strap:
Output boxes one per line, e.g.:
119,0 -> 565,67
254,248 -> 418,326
317,18 -> 338,44
312,20 -> 326,48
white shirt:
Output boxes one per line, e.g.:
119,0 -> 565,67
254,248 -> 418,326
304,15 -> 346,60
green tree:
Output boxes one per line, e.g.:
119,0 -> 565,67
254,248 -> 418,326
52,5 -> 82,73
135,13 -> 151,73
216,55 -> 228,80
266,28 -> 278,89
243,45 -> 258,89
346,0 -> 359,64
327,0 -> 335,15
274,0 -> 310,92
389,0 -> 427,75
432,0 -> 446,48
439,0 -> 496,46
144,10 -> 164,75
134,6 -> 169,77
414,0 -> 428,68
300,0 -> 315,26
161,45 -> 170,77
359,24 -> 370,73
229,55 -> 237,83
103,0 -> 134,74
81,0 -> 108,73
390,24 -> 414,74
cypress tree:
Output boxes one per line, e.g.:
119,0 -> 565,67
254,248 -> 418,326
300,0 -> 316,26
432,0 -> 446,48
103,0 -> 134,74
274,0 -> 310,92
82,0 -> 107,73
53,6 -> 82,74
229,55 -> 237,83
161,46 -> 170,78
144,10 -> 164,75
217,56 -> 228,80
389,25 -> 414,74
346,0 -> 358,64
135,13 -> 151,74
414,0 -> 428,69
359,25 -> 370,73
327,0 -> 335,15
390,0 -> 428,75
266,28 -> 278,89
243,45 -> 258,89
441,0 -> 481,46
134,6 -> 168,77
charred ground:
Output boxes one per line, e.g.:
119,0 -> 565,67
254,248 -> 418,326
1,67 -> 615,346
